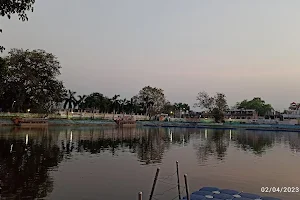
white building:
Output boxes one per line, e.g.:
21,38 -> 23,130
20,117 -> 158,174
282,102 -> 300,120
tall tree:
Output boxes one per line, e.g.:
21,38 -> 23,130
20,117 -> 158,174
83,93 -> 105,112
120,98 -> 128,113
0,0 -> 36,52
0,56 -> 8,103
131,95 -> 141,114
102,97 -> 111,113
194,91 -> 215,112
76,95 -> 87,110
214,93 -> 228,112
110,94 -> 120,114
126,98 -> 134,114
63,90 -> 77,110
195,91 -> 228,122
173,102 -> 190,117
0,48 -> 66,113
236,97 -> 273,116
174,102 -> 190,111
162,101 -> 175,114
138,86 -> 166,116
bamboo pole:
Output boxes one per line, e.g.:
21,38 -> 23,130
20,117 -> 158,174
184,174 -> 190,200
138,192 -> 142,200
176,161 -> 181,200
149,168 -> 160,200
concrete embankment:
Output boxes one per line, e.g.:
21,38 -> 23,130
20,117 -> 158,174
139,121 -> 300,132
48,119 -> 116,126
0,118 -> 117,127
2,118 -> 300,132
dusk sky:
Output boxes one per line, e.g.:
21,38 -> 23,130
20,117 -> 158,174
1,0 -> 300,111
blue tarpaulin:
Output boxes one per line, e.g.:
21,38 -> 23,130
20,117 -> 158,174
182,187 -> 280,200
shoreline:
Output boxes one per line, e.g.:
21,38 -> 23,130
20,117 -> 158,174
1,118 -> 300,132
139,121 -> 300,132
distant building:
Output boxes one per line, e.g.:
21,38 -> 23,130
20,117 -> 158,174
265,109 -> 281,119
282,102 -> 300,120
225,109 -> 258,120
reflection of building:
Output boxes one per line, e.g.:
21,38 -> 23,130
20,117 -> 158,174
225,109 -> 258,120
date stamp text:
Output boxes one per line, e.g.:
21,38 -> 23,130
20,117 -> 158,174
261,187 -> 299,193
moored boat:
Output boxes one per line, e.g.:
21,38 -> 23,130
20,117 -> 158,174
114,115 -> 136,127
11,117 -> 48,127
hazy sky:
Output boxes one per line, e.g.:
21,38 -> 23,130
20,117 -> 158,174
1,0 -> 300,111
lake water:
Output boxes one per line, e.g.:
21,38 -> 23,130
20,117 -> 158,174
0,126 -> 299,200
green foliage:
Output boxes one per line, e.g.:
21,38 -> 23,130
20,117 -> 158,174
195,91 -> 228,122
63,90 -> 77,110
162,101 -> 174,114
63,92 -> 146,115
236,97 -> 273,116
138,86 -> 166,116
0,48 -> 66,113
195,91 -> 215,111
66,86 -> 168,116
0,0 -> 36,52
77,95 -> 87,110
214,93 -> 228,112
212,108 -> 224,123
0,56 -> 8,96
110,94 -> 120,113
174,102 -> 190,111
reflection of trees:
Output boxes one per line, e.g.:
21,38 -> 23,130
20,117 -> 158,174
234,131 -> 274,155
193,129 -> 229,163
192,129 -> 299,163
136,128 -> 167,164
2,126 -> 300,199
54,127 -> 176,165
0,128 -> 63,199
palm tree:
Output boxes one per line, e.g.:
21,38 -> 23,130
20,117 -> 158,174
174,102 -> 190,118
131,95 -> 140,114
63,90 -> 77,110
77,95 -> 87,111
127,98 -> 134,114
120,98 -> 127,114
102,97 -> 111,118
111,94 -> 120,117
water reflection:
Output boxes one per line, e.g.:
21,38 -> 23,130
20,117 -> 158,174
0,127 -> 299,199
193,129 -> 229,162
234,131 -> 275,155
0,127 -> 63,199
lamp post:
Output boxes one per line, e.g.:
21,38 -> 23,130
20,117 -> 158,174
11,101 -> 16,112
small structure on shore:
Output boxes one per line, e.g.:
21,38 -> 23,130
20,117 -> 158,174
114,115 -> 136,127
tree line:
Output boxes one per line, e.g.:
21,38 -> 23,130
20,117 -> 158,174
195,92 -> 273,122
0,48 -> 274,121
64,90 -> 191,116
0,48 -> 191,115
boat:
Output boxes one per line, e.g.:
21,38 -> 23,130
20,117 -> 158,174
11,117 -> 48,127
114,115 -> 136,127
